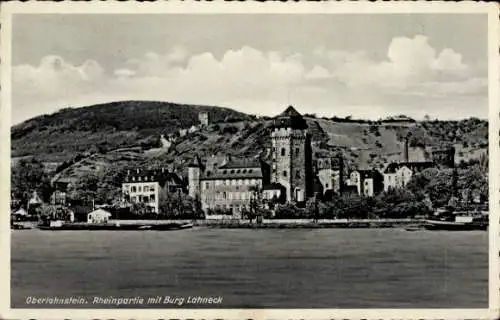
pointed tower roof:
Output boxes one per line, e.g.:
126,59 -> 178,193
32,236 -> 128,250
278,105 -> 303,118
273,105 -> 308,130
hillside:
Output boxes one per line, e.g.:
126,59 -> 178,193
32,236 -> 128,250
11,101 -> 488,190
11,100 -> 252,162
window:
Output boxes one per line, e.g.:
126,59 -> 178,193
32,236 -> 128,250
131,186 -> 136,192
223,192 -> 227,199
281,148 -> 286,156
138,186 -> 142,192
296,170 -> 301,179
150,194 -> 155,202
283,170 -> 287,177
325,183 -> 329,189
205,182 -> 210,189
295,148 -> 300,156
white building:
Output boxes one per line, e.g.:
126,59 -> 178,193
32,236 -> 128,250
122,168 -> 185,214
383,162 -> 434,192
87,209 -> 112,224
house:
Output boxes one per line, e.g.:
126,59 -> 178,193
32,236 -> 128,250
188,155 -> 268,219
28,191 -> 43,208
314,156 -> 343,196
50,177 -> 76,205
122,168 -> 186,214
346,169 -> 383,197
87,209 -> 112,224
383,162 -> 434,191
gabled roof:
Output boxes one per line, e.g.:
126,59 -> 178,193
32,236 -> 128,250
273,105 -> 308,130
219,158 -> 261,169
201,166 -> 263,180
277,105 -> 302,118
123,169 -> 185,186
383,162 -> 434,174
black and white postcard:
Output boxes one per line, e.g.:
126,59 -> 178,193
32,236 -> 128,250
1,2 -> 499,320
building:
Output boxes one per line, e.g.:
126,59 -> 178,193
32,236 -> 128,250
346,169 -> 383,197
429,146 -> 455,169
383,162 -> 434,191
122,168 -> 185,214
314,156 -> 343,196
87,209 -> 112,224
199,112 -> 209,127
188,155 -> 267,218
50,177 -> 77,206
269,106 -> 313,202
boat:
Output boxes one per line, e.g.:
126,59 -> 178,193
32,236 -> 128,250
424,207 -> 488,231
11,223 -> 32,230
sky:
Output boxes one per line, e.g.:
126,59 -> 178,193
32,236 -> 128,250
11,14 -> 489,125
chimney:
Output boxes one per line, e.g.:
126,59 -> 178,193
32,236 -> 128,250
404,137 -> 409,163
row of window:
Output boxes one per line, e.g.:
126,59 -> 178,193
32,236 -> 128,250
130,194 -> 156,203
130,176 -> 156,182
203,179 -> 261,189
272,147 -> 301,157
126,184 -> 157,193
271,169 -> 302,179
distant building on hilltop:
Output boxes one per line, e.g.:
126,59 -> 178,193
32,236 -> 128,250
122,168 -> 186,214
199,112 -> 209,127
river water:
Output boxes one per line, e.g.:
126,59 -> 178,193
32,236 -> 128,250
11,228 -> 488,308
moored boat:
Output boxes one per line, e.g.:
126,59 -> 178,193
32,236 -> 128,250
424,207 -> 488,231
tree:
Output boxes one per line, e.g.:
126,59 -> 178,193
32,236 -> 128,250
11,157 -> 53,207
406,168 -> 453,208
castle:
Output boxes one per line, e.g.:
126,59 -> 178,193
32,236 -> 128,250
188,106 -> 317,218
121,105 -> 457,218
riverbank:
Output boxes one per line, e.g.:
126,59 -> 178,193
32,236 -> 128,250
12,218 -> 420,230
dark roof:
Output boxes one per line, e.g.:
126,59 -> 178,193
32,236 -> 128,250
354,169 -> 383,179
262,183 -> 286,191
201,167 -> 263,180
123,169 -> 184,185
384,162 -> 434,174
273,105 -> 308,130
219,158 -> 261,169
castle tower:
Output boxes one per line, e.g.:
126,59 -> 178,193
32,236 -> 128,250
187,156 -> 202,198
270,106 -> 312,202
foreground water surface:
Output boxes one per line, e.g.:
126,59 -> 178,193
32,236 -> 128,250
11,228 -> 488,308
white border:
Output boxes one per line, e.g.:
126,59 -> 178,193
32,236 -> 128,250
1,2 -> 498,320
